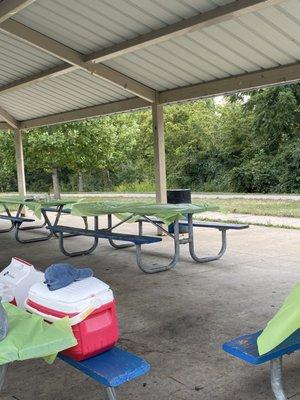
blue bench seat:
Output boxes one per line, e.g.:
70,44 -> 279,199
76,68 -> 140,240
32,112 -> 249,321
48,225 -> 162,245
0,214 -> 36,234
59,347 -> 150,399
223,329 -> 300,399
179,221 -> 249,230
0,215 -> 35,223
47,224 -> 162,258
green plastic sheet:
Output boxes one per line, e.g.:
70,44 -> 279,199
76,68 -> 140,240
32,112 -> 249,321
0,196 -> 76,219
71,201 -> 217,225
258,282 -> 300,355
0,303 -> 77,365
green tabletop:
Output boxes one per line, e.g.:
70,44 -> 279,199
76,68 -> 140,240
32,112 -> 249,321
71,200 -> 217,225
0,196 -> 76,219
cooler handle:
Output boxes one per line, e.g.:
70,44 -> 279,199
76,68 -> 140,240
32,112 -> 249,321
25,301 -> 100,326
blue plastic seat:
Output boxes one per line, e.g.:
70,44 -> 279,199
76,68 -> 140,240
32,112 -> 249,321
223,329 -> 300,365
59,347 -> 150,399
223,329 -> 300,400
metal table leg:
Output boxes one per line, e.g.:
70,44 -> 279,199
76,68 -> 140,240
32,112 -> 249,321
106,387 -> 117,400
107,214 -> 134,249
0,364 -> 7,392
15,205 -> 53,243
58,217 -> 99,257
187,214 -> 227,263
136,220 -> 180,274
270,358 -> 287,400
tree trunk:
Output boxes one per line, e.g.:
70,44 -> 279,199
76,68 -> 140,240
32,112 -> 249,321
78,172 -> 84,192
52,168 -> 61,199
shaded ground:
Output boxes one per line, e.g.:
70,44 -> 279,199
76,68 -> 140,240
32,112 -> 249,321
0,216 -> 299,399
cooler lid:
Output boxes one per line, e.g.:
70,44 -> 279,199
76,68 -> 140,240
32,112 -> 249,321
27,277 -> 112,313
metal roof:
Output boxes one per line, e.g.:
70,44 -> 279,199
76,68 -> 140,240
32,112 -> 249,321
0,0 -> 299,130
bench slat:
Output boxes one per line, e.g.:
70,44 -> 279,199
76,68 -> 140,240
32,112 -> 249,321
48,225 -> 162,245
59,347 -> 150,387
139,218 -> 248,230
42,207 -> 71,214
223,329 -> 300,365
179,221 -> 249,230
0,215 -> 35,223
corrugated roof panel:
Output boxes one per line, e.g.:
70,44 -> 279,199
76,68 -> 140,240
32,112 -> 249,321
103,0 -> 300,91
0,31 -> 62,86
13,0 -> 235,54
0,70 -> 132,120
258,3 -> 300,41
238,10 -> 300,62
0,0 -> 298,123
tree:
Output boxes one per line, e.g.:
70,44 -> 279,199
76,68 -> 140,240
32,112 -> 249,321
0,131 -> 17,192
24,126 -> 74,198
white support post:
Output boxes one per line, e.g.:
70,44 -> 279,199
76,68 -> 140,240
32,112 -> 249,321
152,102 -> 167,204
14,130 -> 26,197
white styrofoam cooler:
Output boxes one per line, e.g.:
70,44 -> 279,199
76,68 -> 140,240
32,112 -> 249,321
0,257 -> 44,307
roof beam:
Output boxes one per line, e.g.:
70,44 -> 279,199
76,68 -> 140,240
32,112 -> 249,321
0,0 -> 284,96
0,0 -> 35,23
0,19 -> 156,103
159,62 -> 300,104
86,0 -> 285,63
0,106 -> 20,129
0,122 -> 11,130
19,97 -> 150,130
16,62 -> 300,131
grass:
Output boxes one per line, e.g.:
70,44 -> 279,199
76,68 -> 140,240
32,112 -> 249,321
195,198 -> 300,218
84,196 -> 300,218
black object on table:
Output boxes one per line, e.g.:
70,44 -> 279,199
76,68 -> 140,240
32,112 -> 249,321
167,189 -> 191,234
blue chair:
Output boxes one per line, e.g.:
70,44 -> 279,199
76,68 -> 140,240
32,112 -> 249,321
59,347 -> 150,399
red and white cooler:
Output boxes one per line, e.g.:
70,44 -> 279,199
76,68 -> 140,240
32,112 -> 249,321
25,277 -> 119,361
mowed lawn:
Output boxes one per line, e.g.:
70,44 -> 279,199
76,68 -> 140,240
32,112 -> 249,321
90,196 -> 300,218
197,198 -> 300,218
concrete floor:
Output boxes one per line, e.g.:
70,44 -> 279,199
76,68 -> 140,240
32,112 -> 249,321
0,215 -> 299,400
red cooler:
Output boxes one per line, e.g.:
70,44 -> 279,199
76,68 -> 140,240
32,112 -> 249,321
25,277 -> 119,361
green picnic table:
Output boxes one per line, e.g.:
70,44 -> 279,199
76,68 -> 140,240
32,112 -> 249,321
0,196 -> 76,243
48,200 -> 220,273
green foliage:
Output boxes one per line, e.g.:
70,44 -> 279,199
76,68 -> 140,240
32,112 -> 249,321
0,83 -> 299,194
0,131 -> 16,191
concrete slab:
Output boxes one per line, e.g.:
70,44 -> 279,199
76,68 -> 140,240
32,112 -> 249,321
0,216 -> 299,400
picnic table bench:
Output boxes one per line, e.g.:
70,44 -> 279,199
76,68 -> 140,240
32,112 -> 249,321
48,223 -> 162,258
44,201 -> 248,274
139,217 -> 249,263
59,347 -> 150,400
0,214 -> 35,233
223,329 -> 300,400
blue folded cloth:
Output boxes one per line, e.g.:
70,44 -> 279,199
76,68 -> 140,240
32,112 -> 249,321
45,264 -> 93,291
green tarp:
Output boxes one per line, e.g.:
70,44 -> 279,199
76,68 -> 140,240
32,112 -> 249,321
0,303 -> 77,365
258,283 -> 300,355
71,201 -> 217,225
0,197 -> 217,223
0,196 -> 76,219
